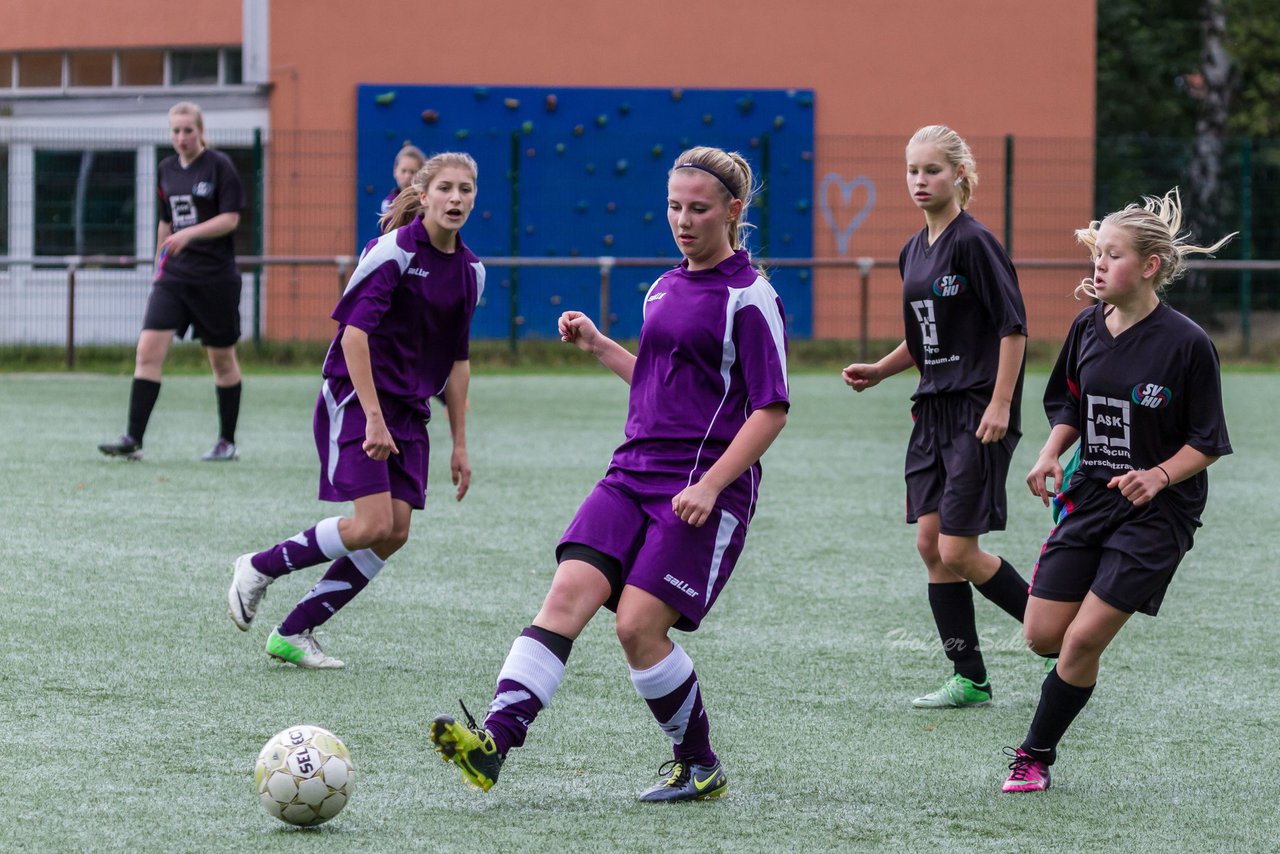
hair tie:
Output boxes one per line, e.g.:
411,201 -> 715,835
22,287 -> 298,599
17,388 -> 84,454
676,163 -> 738,198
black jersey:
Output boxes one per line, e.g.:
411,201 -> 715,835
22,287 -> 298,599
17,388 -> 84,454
899,211 -> 1027,419
156,148 -> 244,282
1045,302 -> 1232,525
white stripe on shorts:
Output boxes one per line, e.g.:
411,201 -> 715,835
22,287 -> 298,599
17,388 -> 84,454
321,379 -> 358,487
705,509 -> 740,607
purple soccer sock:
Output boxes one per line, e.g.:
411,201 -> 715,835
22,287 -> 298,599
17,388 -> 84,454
630,642 -> 716,767
278,550 -> 384,636
484,626 -> 571,755
252,516 -> 350,578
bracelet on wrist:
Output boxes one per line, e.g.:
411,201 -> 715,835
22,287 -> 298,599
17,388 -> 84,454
1154,464 -> 1171,486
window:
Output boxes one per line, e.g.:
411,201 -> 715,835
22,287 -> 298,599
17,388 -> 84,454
35,151 -> 136,256
171,50 -> 219,85
224,48 -> 243,85
119,50 -> 164,86
0,55 -> 12,88
17,53 -> 62,87
69,51 -> 113,87
0,147 -> 8,255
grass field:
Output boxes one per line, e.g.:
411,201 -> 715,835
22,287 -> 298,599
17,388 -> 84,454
1,370 -> 1275,851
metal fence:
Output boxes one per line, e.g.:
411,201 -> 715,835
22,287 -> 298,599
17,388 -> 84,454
2,130 -> 1278,357
4,253 -> 1276,368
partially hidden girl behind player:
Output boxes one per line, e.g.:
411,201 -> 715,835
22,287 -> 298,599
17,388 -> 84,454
428,146 -> 789,802
1002,189 -> 1233,792
226,152 -> 483,668
842,125 -> 1036,708
381,144 -> 426,218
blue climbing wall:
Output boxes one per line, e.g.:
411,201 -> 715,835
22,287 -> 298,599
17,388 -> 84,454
356,85 -> 814,338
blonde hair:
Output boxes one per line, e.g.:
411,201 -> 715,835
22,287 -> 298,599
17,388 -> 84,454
380,151 -> 479,233
669,146 -> 758,250
168,101 -> 208,148
1074,188 -> 1236,299
907,125 -> 978,209
395,144 -> 426,171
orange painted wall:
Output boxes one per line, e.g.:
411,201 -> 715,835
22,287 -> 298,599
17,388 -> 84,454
5,0 -> 1096,341
266,0 -> 1096,341
0,1 -> 239,49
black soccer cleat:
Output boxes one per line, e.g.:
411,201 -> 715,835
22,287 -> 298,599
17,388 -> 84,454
98,434 -> 143,460
638,759 -> 728,802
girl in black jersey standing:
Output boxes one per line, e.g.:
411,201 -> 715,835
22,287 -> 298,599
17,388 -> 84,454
1002,190 -> 1233,792
99,101 -> 246,462
843,125 -> 1034,708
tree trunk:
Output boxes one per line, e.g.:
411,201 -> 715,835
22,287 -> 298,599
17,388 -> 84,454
1183,0 -> 1231,324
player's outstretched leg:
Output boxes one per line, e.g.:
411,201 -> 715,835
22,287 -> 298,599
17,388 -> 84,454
430,701 -> 505,792
429,626 -> 572,792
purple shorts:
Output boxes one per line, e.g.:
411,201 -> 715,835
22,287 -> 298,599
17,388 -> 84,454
559,473 -> 749,631
313,379 -> 429,509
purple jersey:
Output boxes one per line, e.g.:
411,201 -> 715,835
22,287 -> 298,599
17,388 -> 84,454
380,188 -> 399,217
1045,302 -> 1231,525
899,212 -> 1027,425
321,216 -> 484,419
607,249 -> 789,524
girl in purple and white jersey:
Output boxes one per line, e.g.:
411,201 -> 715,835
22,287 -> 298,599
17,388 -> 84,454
843,125 -> 1035,709
429,146 -> 789,802
1002,190 -> 1233,793
381,144 -> 426,218
226,152 -> 484,669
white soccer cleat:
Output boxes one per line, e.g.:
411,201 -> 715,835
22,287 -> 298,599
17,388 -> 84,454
266,628 -> 345,669
228,553 -> 273,631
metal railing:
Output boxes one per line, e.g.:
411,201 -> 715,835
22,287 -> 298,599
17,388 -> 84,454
2,254 -> 1277,367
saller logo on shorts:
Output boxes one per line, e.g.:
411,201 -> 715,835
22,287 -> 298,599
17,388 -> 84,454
664,574 -> 699,598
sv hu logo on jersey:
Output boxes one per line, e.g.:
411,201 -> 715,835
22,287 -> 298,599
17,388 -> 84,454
1131,383 -> 1172,409
931,274 -> 968,297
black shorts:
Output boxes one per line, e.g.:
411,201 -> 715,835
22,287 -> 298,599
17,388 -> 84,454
142,276 -> 242,347
1029,476 -> 1196,616
904,393 -> 1019,536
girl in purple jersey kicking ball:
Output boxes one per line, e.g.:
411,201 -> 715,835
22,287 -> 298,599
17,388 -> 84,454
226,152 -> 483,669
843,125 -> 1038,709
1002,190 -> 1233,793
429,146 -> 789,802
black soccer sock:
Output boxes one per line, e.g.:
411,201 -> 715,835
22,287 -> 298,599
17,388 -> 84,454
1023,667 -> 1095,765
216,382 -> 242,443
127,378 -> 162,444
927,581 -> 986,683
974,557 -> 1030,623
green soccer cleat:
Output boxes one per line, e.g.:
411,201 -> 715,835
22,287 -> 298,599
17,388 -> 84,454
638,760 -> 728,803
429,702 -> 505,792
912,674 -> 992,708
265,627 -> 344,669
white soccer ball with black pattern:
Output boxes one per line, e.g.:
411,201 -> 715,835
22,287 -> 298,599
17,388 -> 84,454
254,724 -> 355,826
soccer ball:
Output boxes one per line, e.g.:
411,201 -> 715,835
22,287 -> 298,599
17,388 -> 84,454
254,724 -> 355,826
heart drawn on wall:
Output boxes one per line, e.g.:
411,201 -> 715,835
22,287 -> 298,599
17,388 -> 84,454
819,174 -> 876,256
